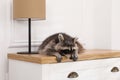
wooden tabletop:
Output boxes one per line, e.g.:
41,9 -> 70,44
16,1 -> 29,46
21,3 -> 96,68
8,49 -> 120,64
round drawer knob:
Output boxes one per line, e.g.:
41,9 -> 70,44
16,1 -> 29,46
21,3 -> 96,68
67,72 -> 79,78
111,67 -> 119,72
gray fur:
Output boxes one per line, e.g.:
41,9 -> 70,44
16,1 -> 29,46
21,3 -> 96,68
38,33 -> 84,62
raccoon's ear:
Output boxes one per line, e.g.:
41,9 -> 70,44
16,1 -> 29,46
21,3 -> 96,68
58,34 -> 64,42
73,37 -> 78,43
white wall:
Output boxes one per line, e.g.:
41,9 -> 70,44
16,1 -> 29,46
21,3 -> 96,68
8,0 -> 96,52
0,0 -> 8,80
0,0 -> 113,80
93,0 -> 111,49
8,0 -> 112,52
111,0 -> 120,50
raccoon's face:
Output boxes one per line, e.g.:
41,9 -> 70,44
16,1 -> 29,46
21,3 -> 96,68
60,40 -> 76,52
54,34 -> 78,53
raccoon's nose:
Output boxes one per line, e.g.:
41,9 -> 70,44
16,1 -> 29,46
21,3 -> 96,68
69,47 -> 71,51
70,47 -> 73,51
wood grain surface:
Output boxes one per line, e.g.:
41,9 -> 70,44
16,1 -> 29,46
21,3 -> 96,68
8,49 -> 120,64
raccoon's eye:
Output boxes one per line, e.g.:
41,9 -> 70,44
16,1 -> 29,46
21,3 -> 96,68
72,49 -> 75,51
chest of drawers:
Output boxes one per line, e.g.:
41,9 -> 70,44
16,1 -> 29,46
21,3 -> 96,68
8,49 -> 120,80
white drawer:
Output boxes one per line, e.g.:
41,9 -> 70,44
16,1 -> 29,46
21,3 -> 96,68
105,63 -> 120,80
50,66 -> 120,80
47,58 -> 120,80
9,58 -> 120,80
48,58 -> 120,72
50,67 -> 105,80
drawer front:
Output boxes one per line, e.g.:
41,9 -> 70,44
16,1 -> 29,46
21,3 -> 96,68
49,66 -> 120,80
105,64 -> 120,80
46,58 -> 120,80
50,67 -> 105,80
48,58 -> 120,72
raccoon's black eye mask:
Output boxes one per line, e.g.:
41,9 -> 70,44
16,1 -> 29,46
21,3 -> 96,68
60,49 -> 75,54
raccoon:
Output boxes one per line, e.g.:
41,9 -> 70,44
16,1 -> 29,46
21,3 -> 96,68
38,33 -> 84,62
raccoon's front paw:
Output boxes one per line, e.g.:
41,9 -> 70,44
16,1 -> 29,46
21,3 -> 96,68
70,54 -> 78,61
72,56 -> 78,61
56,57 -> 62,62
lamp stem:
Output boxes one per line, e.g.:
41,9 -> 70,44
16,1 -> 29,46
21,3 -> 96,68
28,18 -> 31,53
17,18 -> 38,54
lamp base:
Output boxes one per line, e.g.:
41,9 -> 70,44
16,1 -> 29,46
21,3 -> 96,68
17,51 -> 38,54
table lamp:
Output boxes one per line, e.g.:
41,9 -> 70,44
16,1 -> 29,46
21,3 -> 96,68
13,0 -> 46,54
